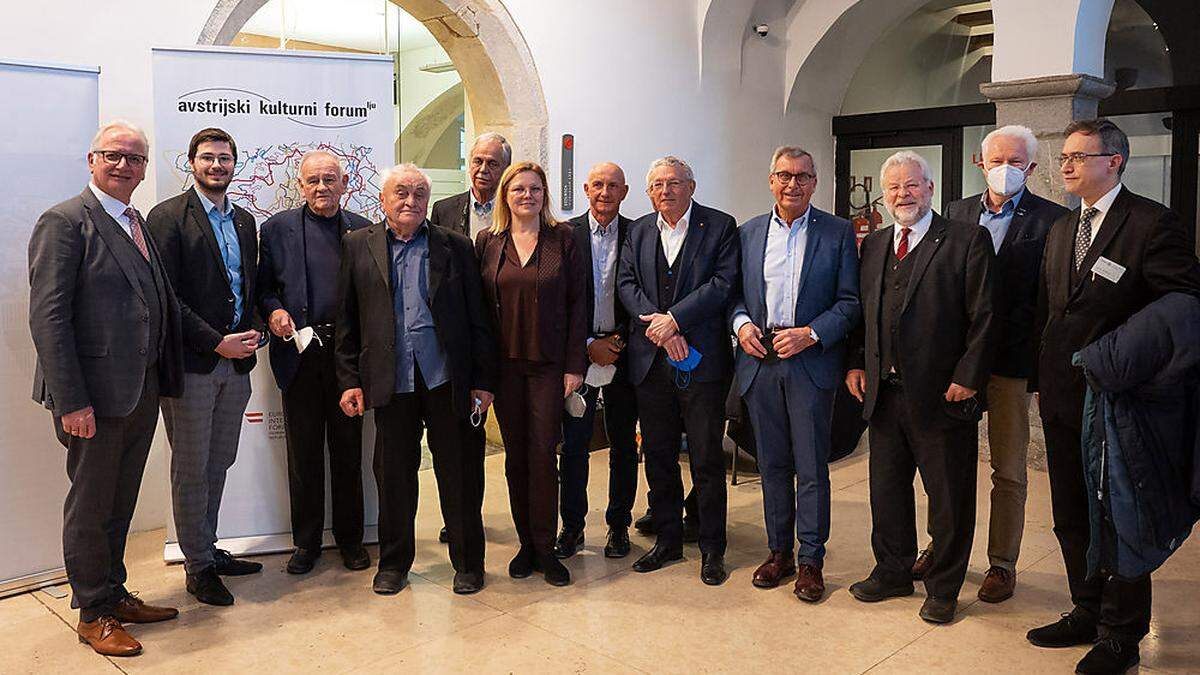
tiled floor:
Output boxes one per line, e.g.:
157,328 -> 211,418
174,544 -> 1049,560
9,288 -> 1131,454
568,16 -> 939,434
2,448 -> 1197,674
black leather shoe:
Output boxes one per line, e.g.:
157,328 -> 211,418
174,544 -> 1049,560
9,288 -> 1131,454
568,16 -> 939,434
372,569 -> 409,595
604,527 -> 631,558
633,512 -> 656,535
508,546 -> 536,579
452,571 -> 485,595
1075,638 -> 1139,674
848,576 -> 914,602
554,528 -> 584,559
439,527 -> 449,544
919,596 -> 957,623
632,543 -> 683,573
213,549 -> 263,576
340,546 -> 370,571
186,568 -> 233,606
539,555 -> 571,587
1027,612 -> 1099,648
700,553 -> 727,586
286,548 -> 320,575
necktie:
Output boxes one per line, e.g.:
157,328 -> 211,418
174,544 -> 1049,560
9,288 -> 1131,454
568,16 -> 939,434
896,227 -> 912,261
1073,207 -> 1099,272
124,207 -> 150,261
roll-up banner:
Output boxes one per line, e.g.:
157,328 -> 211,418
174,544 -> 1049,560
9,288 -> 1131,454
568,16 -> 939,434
1,59 -> 99,597
151,46 -> 395,561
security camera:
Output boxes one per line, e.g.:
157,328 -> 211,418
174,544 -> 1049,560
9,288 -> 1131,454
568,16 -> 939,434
754,23 -> 769,37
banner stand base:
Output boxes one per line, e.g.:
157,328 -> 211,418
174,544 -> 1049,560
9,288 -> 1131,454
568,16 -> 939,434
0,569 -> 68,600
163,526 -> 380,564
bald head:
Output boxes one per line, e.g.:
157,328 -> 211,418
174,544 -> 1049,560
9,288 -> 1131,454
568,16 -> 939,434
583,162 -> 629,225
298,151 -> 347,217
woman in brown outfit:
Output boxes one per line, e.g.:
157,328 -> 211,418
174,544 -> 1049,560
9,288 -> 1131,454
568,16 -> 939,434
475,161 -> 588,586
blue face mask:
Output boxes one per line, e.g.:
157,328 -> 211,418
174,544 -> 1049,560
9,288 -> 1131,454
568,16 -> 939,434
667,347 -> 703,389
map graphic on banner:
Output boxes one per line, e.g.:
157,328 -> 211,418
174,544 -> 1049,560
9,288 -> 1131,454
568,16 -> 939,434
165,140 -> 384,222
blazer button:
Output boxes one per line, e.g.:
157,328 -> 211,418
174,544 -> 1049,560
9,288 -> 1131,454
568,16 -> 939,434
302,307 -> 308,314
138,347 -> 147,355
228,297 -> 234,303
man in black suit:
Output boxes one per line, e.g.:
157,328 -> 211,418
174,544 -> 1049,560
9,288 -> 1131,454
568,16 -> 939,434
554,162 -> 640,560
428,132 -> 511,238
845,150 -> 995,624
146,128 -> 264,607
29,120 -> 183,656
917,126 -> 1068,604
336,163 -> 497,596
617,156 -> 739,585
1027,118 -> 1200,675
257,151 -> 372,575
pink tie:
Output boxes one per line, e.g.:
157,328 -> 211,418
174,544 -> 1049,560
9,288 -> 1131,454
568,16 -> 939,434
124,207 -> 150,260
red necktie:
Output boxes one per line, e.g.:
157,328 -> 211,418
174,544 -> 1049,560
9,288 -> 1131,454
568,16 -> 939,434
896,226 -> 912,261
124,206 -> 150,260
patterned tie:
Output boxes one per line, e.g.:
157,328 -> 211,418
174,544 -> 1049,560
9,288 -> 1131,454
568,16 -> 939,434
124,206 -> 150,261
1073,207 -> 1099,272
896,227 -> 912,261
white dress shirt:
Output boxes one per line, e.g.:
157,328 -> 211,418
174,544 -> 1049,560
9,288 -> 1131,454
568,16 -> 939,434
893,208 -> 934,255
657,201 -> 692,266
88,182 -> 135,238
588,210 -> 620,334
1080,183 -> 1124,246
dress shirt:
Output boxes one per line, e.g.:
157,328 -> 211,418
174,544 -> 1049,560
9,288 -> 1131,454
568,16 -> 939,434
388,222 -> 449,393
195,187 -> 244,326
893,208 -> 934,255
88,182 -> 136,238
978,187 -> 1025,254
1080,183 -> 1124,246
588,211 -> 620,334
731,205 -> 820,342
468,191 -> 496,238
656,201 -> 692,266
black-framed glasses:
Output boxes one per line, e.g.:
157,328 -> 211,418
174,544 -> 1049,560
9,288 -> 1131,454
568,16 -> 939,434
93,150 -> 147,168
772,170 -> 816,186
194,153 -> 236,166
1057,152 -> 1116,166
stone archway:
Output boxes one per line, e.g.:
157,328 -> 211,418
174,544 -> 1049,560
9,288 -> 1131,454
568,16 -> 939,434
197,0 -> 549,166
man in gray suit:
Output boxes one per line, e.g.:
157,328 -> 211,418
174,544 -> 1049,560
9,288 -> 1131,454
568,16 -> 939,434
28,120 -> 184,657
428,132 -> 511,238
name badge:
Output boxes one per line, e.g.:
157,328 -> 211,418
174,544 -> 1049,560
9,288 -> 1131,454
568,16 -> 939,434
1091,256 -> 1126,284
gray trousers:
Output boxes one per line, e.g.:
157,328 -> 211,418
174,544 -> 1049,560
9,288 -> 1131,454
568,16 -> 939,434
161,359 -> 251,575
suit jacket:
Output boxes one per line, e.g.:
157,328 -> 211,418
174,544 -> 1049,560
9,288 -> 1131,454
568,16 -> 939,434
28,188 -> 184,417
850,213 -> 996,423
429,191 -> 471,238
946,189 -> 1068,379
475,221 -> 589,375
335,221 -> 498,415
730,207 -> 861,395
569,212 -> 634,381
1032,186 -> 1200,426
617,201 -> 740,386
257,206 -> 371,390
146,188 -> 260,375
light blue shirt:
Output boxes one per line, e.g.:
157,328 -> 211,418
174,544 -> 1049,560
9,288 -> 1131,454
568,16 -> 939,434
388,223 -> 449,393
195,188 -> 243,326
978,187 -> 1024,254
762,205 -> 810,329
588,211 -> 620,334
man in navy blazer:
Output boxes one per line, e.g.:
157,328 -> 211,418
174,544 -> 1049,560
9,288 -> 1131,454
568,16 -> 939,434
730,147 -> 860,601
257,151 -> 371,575
617,156 -> 739,585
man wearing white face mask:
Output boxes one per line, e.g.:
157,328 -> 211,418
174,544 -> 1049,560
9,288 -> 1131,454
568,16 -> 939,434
914,125 -> 1067,604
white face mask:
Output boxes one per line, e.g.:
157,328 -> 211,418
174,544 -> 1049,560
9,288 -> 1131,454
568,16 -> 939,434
283,326 -> 323,354
986,163 -> 1029,197
564,384 -> 589,418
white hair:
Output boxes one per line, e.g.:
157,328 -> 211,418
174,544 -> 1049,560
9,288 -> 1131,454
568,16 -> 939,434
880,150 -> 933,186
982,125 -> 1038,160
470,132 -> 512,165
298,150 -> 343,176
380,163 -> 432,192
90,119 -> 149,152
769,146 -> 815,174
645,155 -> 695,189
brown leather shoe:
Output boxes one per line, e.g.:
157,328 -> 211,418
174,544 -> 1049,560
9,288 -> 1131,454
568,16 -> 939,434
751,552 -> 796,589
793,564 -> 825,602
113,593 -> 178,624
911,548 -> 933,580
77,616 -> 142,657
977,566 -> 1016,603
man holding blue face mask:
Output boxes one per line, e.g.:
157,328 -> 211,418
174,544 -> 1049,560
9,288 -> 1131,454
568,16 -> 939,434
617,156 -> 739,585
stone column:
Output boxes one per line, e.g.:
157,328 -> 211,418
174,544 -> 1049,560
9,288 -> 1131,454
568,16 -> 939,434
980,74 -> 1116,208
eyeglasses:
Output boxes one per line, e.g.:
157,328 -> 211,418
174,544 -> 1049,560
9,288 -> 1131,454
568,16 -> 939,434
772,171 -> 816,186
648,179 -> 685,193
194,153 -> 236,166
92,150 -> 147,168
1057,152 -> 1116,166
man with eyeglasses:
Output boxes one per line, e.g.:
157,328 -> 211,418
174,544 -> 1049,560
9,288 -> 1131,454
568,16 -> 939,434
1027,118 -> 1200,675
256,151 -> 372,576
729,147 -> 860,602
146,127 -> 264,607
430,131 -> 512,239
29,120 -> 184,657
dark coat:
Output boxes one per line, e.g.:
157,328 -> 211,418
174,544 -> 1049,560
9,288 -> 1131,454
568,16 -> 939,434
257,206 -> 370,390
335,221 -> 497,416
429,191 -> 471,238
145,188 -> 261,375
568,212 -> 634,381
945,189 -> 1068,379
28,188 -> 184,417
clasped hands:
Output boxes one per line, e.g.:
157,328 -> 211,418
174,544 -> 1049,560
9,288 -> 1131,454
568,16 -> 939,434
639,312 -> 689,361
737,323 -> 816,360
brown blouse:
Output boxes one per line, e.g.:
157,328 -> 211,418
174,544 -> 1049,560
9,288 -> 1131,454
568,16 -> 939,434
497,233 -> 544,361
